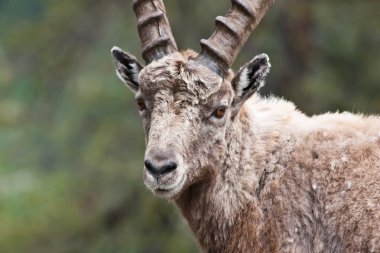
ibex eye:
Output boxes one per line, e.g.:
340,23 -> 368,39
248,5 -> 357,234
212,106 -> 227,119
137,98 -> 146,111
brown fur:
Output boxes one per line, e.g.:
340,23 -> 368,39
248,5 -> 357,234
115,50 -> 380,253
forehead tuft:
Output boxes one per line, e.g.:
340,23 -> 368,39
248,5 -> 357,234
139,51 -> 224,99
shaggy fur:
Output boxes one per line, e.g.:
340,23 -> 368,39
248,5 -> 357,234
112,49 -> 380,253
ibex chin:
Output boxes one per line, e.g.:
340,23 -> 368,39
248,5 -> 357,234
111,0 -> 380,252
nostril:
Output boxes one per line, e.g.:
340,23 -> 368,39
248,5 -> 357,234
144,159 -> 177,176
161,161 -> 177,174
144,160 -> 158,175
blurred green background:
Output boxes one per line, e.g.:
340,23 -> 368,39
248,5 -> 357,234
0,0 -> 379,252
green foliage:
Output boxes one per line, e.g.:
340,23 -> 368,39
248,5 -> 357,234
0,0 -> 379,252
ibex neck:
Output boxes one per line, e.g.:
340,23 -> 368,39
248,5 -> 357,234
175,110 -> 263,252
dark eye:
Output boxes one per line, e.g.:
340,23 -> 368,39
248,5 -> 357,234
212,106 -> 227,119
136,98 -> 146,111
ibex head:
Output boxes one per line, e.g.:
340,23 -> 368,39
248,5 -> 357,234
112,0 -> 274,199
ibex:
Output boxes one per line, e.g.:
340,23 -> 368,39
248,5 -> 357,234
111,0 -> 380,252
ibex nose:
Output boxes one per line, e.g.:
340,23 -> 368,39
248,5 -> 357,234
144,151 -> 178,176
144,160 -> 177,176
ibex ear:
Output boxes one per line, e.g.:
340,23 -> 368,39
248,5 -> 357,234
111,46 -> 144,93
231,54 -> 270,109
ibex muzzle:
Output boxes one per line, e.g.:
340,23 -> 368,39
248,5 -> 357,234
143,146 -> 184,198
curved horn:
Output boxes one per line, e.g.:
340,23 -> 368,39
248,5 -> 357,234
133,0 -> 178,64
196,0 -> 274,76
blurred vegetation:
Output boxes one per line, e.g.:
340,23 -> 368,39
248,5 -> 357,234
0,0 -> 379,252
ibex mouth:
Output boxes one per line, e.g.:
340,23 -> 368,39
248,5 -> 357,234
153,174 -> 187,199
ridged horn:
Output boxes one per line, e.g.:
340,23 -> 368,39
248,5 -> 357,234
133,0 -> 178,64
196,0 -> 275,76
